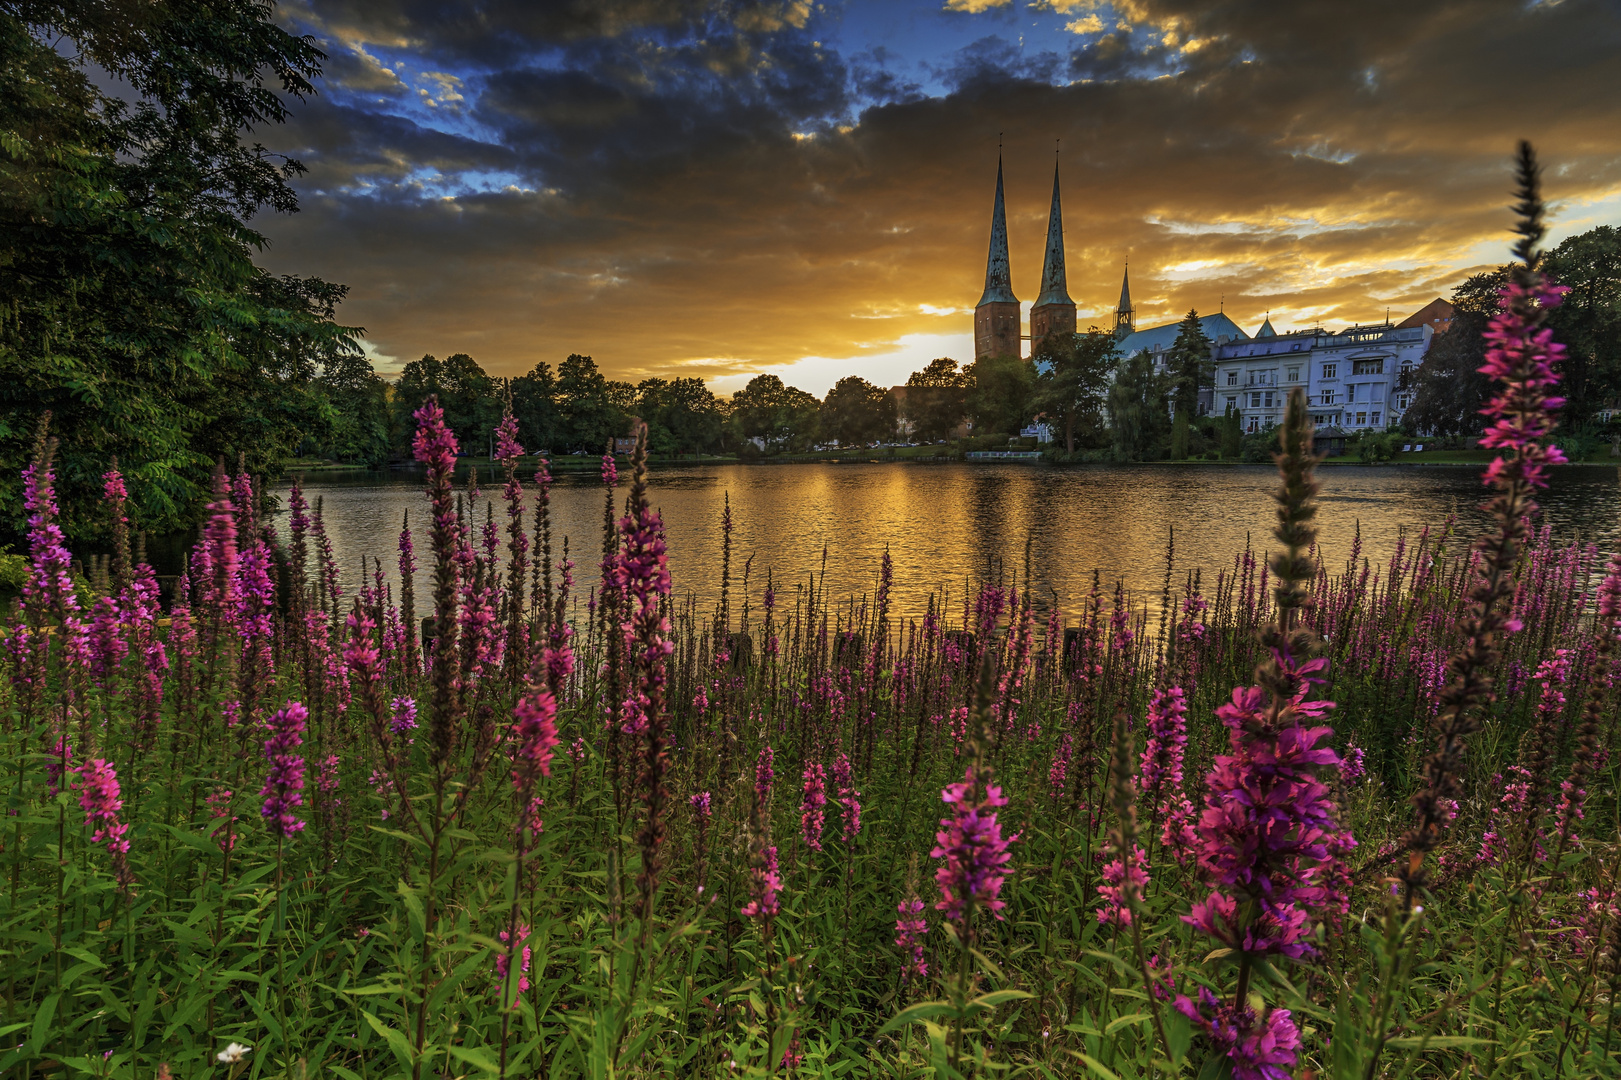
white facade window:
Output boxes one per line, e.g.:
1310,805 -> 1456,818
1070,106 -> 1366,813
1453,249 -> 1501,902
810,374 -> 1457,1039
1372,411 -> 1381,426
1322,363 -> 1337,379
1286,367 -> 1300,383
1227,370 -> 1238,386
1353,358 -> 1384,376
1320,390 -> 1335,405
1226,395 -> 1237,412
1250,392 -> 1261,408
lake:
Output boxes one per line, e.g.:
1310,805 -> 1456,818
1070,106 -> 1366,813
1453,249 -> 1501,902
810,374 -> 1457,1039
269,461 -> 1621,618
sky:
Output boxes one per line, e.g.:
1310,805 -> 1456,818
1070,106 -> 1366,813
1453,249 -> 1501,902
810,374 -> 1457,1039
257,0 -> 1621,397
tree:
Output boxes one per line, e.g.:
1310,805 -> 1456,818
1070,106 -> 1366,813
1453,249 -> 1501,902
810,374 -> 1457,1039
511,361 -> 564,453
317,350 -> 390,467
903,358 -> 969,442
394,354 -> 499,453
1219,404 -> 1243,460
819,376 -> 896,446
729,375 -> 820,452
1032,330 -> 1117,453
1166,310 -> 1213,459
1401,271 -> 1503,438
965,354 -> 1034,437
1544,225 -> 1621,426
1109,351 -> 1171,460
0,0 -> 352,542
557,354 -> 626,453
638,377 -> 724,455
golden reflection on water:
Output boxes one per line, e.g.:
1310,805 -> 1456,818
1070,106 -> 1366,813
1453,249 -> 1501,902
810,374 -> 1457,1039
277,462 -> 1621,619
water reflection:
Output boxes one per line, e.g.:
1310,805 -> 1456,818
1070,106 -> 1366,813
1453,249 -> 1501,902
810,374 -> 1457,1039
270,462 -> 1621,617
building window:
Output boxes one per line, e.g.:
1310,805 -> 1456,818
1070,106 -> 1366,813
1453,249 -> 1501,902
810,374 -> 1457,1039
1227,371 -> 1238,386
1356,412 -> 1367,426
1226,396 -> 1237,412
1352,358 -> 1384,376
1320,390 -> 1335,405
1397,393 -> 1411,409
1371,411 -> 1381,426
1286,367 -> 1300,383
1263,392 -> 1274,408
1250,393 -> 1261,408
1322,363 -> 1337,379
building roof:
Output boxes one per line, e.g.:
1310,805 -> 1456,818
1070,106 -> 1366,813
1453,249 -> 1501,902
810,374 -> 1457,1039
1255,316 -> 1277,338
1119,312 -> 1250,356
1033,161 -> 1073,310
1396,297 -> 1455,334
976,156 -> 1017,307
1117,266 -> 1132,315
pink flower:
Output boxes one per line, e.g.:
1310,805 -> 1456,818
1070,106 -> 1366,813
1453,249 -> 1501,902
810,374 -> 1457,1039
801,761 -> 827,852
260,701 -> 309,838
495,924 -> 532,1003
741,844 -> 782,921
1175,988 -> 1300,1080
1097,844 -> 1150,928
77,758 -> 133,889
894,897 -> 928,981
833,752 -> 861,842
931,767 -> 1016,927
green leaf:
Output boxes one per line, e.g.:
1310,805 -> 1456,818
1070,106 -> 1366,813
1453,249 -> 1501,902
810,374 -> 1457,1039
1073,1052 -> 1122,1080
447,1044 -> 502,1073
1384,1035 -> 1496,1049
29,993 -> 59,1052
1104,1012 -> 1151,1036
877,1000 -> 961,1035
970,989 -> 1033,1010
363,1010 -> 416,1072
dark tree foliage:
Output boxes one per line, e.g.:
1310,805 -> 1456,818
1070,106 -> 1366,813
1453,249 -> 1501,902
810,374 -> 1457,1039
1401,271 -> 1504,439
729,375 -> 820,452
556,354 -> 627,453
1032,329 -> 1116,453
1543,225 -> 1621,426
637,377 -> 725,455
903,357 -> 968,443
819,376 -> 896,447
0,0 -> 362,544
1166,309 -> 1213,419
965,353 -> 1034,437
511,361 -> 565,453
394,354 -> 501,454
1109,350 -> 1171,461
1404,226 -> 1621,438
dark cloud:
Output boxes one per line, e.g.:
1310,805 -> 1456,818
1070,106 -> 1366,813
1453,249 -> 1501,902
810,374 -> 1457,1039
254,0 -> 1621,389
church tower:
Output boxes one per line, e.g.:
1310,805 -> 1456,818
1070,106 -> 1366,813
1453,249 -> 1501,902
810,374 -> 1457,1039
974,156 -> 1020,359
1114,264 -> 1134,338
1029,160 -> 1076,346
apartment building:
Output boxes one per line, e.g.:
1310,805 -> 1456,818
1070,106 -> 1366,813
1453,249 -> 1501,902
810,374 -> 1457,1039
1212,320 -> 1434,435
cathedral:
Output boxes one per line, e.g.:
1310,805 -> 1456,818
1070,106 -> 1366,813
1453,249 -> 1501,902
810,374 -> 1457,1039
974,156 -> 1131,358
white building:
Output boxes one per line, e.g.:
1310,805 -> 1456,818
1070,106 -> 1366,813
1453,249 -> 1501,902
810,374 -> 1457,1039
1212,318 -> 1434,436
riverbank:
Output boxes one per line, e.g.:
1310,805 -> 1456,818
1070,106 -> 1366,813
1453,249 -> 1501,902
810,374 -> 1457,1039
280,446 -> 1621,474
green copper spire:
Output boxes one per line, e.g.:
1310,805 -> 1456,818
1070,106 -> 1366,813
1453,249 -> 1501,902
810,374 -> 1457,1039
1034,161 -> 1072,308
977,156 -> 1017,307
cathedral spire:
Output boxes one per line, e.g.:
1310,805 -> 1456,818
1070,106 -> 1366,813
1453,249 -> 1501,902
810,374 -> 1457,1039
974,154 -> 1021,358
1034,160 -> 1072,309
1115,263 -> 1134,336
1029,154 -> 1078,347
977,155 -> 1017,307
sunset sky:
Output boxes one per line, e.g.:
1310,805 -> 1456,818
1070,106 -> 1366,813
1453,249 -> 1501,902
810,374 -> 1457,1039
258,0 -> 1621,397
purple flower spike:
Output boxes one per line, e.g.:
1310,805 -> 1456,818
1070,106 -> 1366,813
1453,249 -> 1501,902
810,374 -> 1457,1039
931,766 -> 1015,927
260,701 -> 309,838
